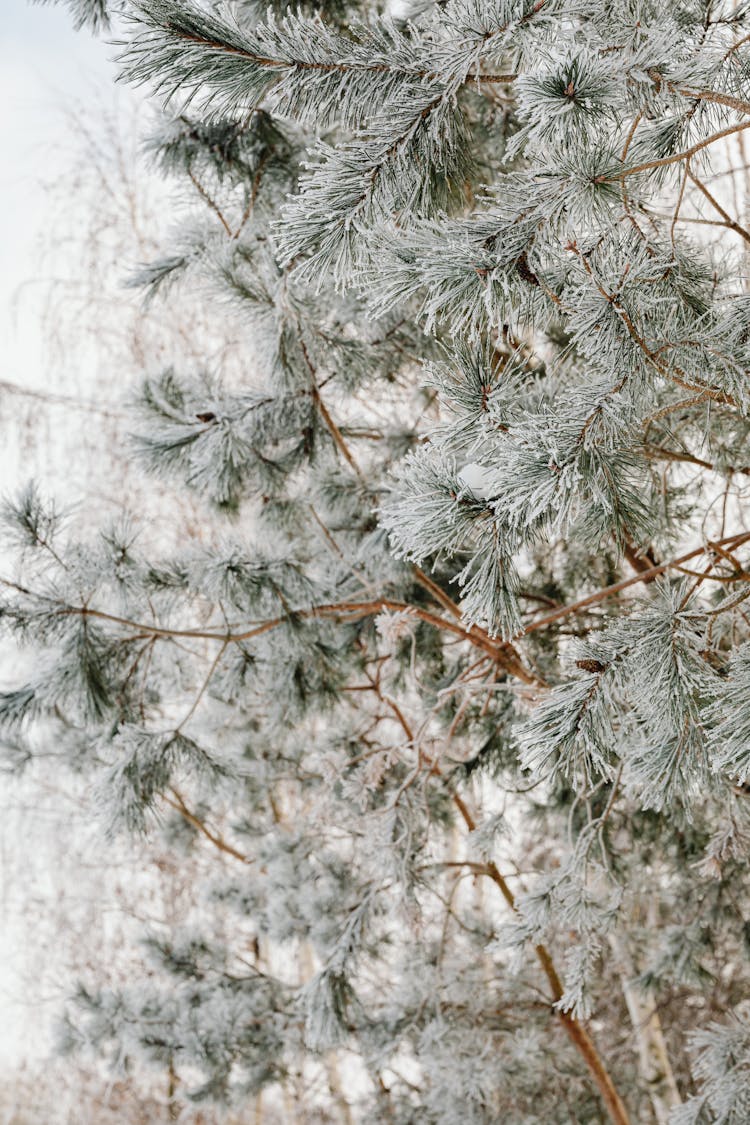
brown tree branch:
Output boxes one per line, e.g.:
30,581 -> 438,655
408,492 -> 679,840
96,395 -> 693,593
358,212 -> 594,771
686,168 -> 750,245
164,788 -> 249,863
521,529 -> 750,636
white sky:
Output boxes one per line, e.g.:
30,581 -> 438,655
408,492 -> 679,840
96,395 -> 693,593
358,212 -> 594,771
1,3 -> 116,400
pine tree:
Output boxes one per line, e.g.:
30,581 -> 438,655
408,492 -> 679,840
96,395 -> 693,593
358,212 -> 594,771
10,0 -> 750,1120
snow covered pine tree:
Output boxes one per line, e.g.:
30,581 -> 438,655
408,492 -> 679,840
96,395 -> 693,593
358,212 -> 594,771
9,0 -> 750,1119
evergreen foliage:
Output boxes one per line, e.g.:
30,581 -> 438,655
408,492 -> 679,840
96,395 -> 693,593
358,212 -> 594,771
11,0 -> 750,1120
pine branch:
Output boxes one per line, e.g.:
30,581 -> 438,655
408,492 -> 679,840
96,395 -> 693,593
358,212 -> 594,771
164,788 -> 249,863
436,756 -> 631,1125
522,530 -> 750,637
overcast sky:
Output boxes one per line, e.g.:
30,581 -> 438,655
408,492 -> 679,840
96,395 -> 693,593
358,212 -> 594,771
1,3 -> 116,397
